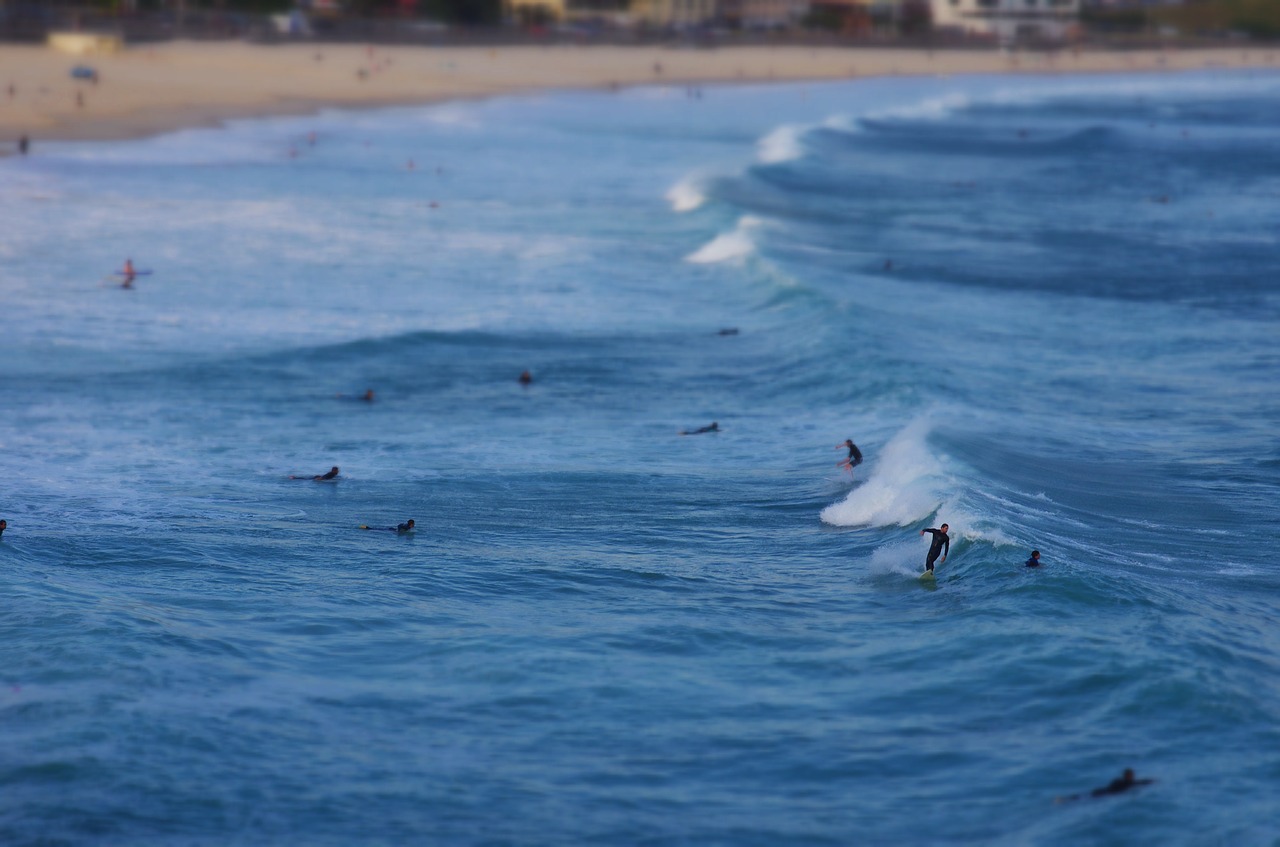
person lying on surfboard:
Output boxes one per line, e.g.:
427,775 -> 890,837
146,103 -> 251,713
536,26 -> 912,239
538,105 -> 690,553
681,422 -> 719,436
1056,768 -> 1154,802
360,519 -> 415,533
290,466 -> 339,481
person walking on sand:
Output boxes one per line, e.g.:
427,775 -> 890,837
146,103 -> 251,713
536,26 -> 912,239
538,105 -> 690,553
920,523 -> 950,574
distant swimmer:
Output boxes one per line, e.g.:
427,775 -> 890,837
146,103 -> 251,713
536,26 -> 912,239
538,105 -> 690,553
681,422 -> 719,436
836,439 -> 863,472
121,258 -> 136,288
361,519 -> 415,534
0,519 -> 6,539
291,466 -> 339,481
717,328 -> 740,336
919,523 -> 949,573
361,389 -> 375,402
1025,550 -> 1041,567
1057,768 -> 1154,803
519,370 -> 533,385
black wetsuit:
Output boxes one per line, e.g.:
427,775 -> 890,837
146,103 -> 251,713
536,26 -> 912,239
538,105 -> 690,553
316,469 -> 339,480
1025,556 -> 1040,567
923,528 -> 949,570
845,442 -> 863,467
688,424 -> 718,434
1091,774 -> 1153,797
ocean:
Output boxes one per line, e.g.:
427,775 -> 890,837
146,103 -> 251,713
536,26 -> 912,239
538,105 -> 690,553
2,69 -> 1278,845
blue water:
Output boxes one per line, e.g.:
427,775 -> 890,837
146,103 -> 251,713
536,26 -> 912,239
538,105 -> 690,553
3,70 -> 1279,845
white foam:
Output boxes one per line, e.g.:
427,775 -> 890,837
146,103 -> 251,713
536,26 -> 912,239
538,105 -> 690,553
821,419 -> 945,528
865,91 -> 972,123
666,174 -> 707,213
757,124 -> 805,164
685,216 -> 761,264
867,542 -> 926,579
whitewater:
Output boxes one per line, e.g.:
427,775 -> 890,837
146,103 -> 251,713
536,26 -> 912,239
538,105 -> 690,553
2,70 -> 1278,845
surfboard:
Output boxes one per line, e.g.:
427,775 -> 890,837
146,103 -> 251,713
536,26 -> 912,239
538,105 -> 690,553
919,570 -> 935,581
112,270 -> 153,276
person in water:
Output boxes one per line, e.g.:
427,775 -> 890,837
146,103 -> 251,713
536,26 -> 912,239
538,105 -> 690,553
837,439 -> 863,472
1058,768 -> 1154,802
362,519 -> 415,533
681,422 -> 719,435
919,523 -> 950,573
518,370 -> 533,385
1025,550 -> 1041,567
121,258 -> 136,288
0,519 -> 6,539
291,466 -> 339,481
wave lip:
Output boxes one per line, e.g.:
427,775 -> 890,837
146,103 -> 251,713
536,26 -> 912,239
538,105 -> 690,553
821,420 -> 945,528
685,216 -> 762,264
666,174 -> 708,212
757,124 -> 806,164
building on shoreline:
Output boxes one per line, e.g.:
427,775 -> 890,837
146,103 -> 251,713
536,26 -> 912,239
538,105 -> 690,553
931,0 -> 1080,42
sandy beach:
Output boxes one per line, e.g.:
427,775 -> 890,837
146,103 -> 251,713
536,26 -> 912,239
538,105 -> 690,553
0,40 -> 1276,146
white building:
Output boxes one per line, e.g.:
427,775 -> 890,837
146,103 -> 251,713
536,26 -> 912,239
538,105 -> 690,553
932,0 -> 1079,42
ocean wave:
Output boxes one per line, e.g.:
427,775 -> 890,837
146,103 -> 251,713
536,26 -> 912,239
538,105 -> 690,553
666,174 -> 708,212
757,124 -> 806,164
820,419 -> 945,529
685,216 -> 761,264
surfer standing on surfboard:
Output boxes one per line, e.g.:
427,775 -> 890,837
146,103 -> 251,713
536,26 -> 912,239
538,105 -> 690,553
121,258 -> 136,288
920,523 -> 949,574
837,439 -> 862,473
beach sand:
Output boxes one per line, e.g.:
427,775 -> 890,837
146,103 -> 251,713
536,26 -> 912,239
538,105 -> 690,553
1,40 -> 1276,146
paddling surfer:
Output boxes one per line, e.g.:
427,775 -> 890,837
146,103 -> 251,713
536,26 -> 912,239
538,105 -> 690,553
1057,768 -> 1154,803
361,519 -> 415,534
291,466 -> 339,481
681,422 -> 719,435
920,523 -> 950,573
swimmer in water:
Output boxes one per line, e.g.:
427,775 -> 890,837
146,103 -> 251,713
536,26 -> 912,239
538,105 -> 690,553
0,519 -> 6,539
1057,768 -> 1154,803
1025,550 -> 1041,567
836,439 -> 863,472
361,519 -> 415,533
519,370 -> 533,385
291,466 -> 339,481
681,422 -> 719,435
919,523 -> 949,573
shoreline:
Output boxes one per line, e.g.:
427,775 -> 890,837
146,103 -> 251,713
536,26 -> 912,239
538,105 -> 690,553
2,41 -> 1277,148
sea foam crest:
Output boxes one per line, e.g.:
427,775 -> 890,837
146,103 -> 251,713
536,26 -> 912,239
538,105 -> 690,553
666,174 -> 707,212
685,216 -> 761,264
821,419 -> 946,528
757,124 -> 806,164
864,91 -> 972,124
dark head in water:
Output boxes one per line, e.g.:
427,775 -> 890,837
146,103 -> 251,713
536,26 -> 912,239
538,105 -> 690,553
1026,550 -> 1041,567
397,519 -> 416,533
0,519 -> 6,537
362,389 -> 375,402
519,370 -> 533,385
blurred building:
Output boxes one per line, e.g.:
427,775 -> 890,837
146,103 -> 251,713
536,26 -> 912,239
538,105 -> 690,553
932,0 -> 1079,41
630,0 -> 718,27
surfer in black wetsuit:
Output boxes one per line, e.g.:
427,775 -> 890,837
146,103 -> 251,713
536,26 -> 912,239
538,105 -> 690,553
519,370 -> 533,385
920,523 -> 949,573
121,258 -> 136,288
1057,768 -> 1154,803
0,519 -> 6,539
362,519 -> 415,533
837,439 -> 863,472
291,466 -> 339,481
681,422 -> 719,435
1025,550 -> 1041,567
